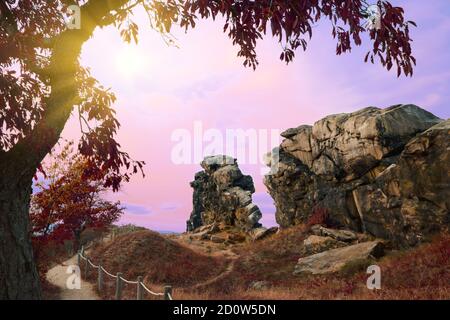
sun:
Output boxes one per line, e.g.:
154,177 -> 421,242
114,45 -> 147,77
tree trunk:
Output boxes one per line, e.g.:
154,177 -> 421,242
0,0 -> 131,300
73,229 -> 81,253
0,174 -> 41,299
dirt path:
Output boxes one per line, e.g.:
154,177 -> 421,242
191,256 -> 238,290
170,234 -> 241,290
46,254 -> 100,300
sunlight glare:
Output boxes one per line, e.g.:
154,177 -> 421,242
115,45 -> 147,77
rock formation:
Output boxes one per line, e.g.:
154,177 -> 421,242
294,241 -> 385,275
186,155 -> 263,233
265,104 -> 449,247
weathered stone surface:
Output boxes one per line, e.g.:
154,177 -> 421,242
227,233 -> 246,243
352,119 -> 450,246
210,235 -> 227,243
318,227 -> 358,242
249,227 -> 278,241
301,235 -> 347,256
294,241 -> 384,275
265,105 -> 448,247
187,156 -> 262,233
189,229 -> 211,241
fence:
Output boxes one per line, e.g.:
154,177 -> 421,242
77,246 -> 173,300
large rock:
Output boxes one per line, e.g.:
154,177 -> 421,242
352,119 -> 450,246
186,155 -> 263,233
316,227 -> 358,242
265,105 -> 448,247
301,235 -> 347,256
294,241 -> 384,275
249,227 -> 278,241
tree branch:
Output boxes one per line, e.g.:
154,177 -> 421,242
4,0 -> 131,177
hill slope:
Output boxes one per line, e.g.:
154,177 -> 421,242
83,226 -> 449,300
87,230 -> 228,299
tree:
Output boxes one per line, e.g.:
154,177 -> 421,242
0,0 -> 415,299
30,142 -> 123,282
30,142 -> 123,255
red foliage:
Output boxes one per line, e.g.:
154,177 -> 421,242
181,0 -> 416,75
30,142 -> 123,252
306,206 -> 330,228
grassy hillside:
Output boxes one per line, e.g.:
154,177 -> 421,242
86,229 -> 228,300
83,226 -> 450,300
195,228 -> 450,300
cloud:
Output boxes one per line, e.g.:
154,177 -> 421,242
160,202 -> 182,212
123,203 -> 153,216
72,0 -> 450,233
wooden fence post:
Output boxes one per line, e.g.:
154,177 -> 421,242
77,252 -> 81,266
164,285 -> 172,300
67,243 -> 72,257
137,276 -> 143,300
98,261 -> 103,292
115,273 -> 123,300
84,258 -> 89,279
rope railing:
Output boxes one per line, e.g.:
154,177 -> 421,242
88,259 -> 99,269
120,277 -> 139,285
141,282 -> 165,296
77,246 -> 173,300
100,266 -> 117,279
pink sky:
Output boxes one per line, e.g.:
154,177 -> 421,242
61,1 -> 450,232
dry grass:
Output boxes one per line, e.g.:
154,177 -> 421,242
80,225 -> 450,300
85,229 -> 228,300
192,231 -> 450,300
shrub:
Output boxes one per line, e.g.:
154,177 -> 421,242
306,206 -> 330,228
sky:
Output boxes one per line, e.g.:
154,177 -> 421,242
60,0 -> 450,232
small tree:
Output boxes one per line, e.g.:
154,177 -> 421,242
30,142 -> 123,256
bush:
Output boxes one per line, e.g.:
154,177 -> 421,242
306,206 -> 330,228
112,224 -> 148,235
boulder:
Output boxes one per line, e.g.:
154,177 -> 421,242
186,156 -> 263,233
318,227 -> 358,242
190,229 -> 211,241
265,105 -> 448,247
352,119 -> 450,246
227,233 -> 246,243
249,227 -> 279,241
210,235 -> 227,243
301,235 -> 347,255
294,241 -> 384,275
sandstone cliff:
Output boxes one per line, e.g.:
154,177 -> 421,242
186,155 -> 263,233
264,104 -> 449,247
